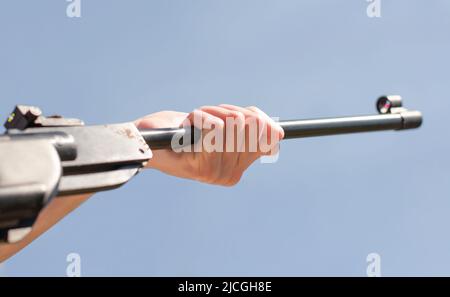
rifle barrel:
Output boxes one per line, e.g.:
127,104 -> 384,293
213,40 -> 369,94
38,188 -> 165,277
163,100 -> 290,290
139,110 -> 422,150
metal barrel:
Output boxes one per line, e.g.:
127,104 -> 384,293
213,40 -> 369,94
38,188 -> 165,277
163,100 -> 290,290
139,110 -> 422,150
281,110 -> 422,139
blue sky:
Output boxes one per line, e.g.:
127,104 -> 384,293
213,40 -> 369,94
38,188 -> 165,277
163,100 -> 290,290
1,0 -> 449,276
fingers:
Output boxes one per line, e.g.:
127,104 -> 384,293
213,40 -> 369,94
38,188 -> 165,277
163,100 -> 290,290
199,106 -> 246,153
219,104 -> 284,140
186,109 -> 225,153
186,104 -> 282,156
143,105 -> 282,187
245,106 -> 285,140
185,109 -> 237,185
219,104 -> 284,156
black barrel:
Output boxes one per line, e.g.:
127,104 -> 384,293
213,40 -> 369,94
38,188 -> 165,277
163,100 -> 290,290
140,110 -> 422,150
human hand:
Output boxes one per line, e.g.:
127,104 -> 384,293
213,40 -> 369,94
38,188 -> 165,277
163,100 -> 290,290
135,105 -> 284,186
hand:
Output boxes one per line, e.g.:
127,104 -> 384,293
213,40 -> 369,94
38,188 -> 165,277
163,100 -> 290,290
135,105 -> 284,186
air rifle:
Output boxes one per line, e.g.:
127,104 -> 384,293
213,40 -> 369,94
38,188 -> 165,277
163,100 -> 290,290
0,95 -> 422,242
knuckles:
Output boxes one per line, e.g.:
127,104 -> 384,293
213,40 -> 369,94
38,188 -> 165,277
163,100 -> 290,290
181,104 -> 280,187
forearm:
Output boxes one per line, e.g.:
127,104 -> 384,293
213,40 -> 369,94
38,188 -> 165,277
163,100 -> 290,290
0,194 -> 91,263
